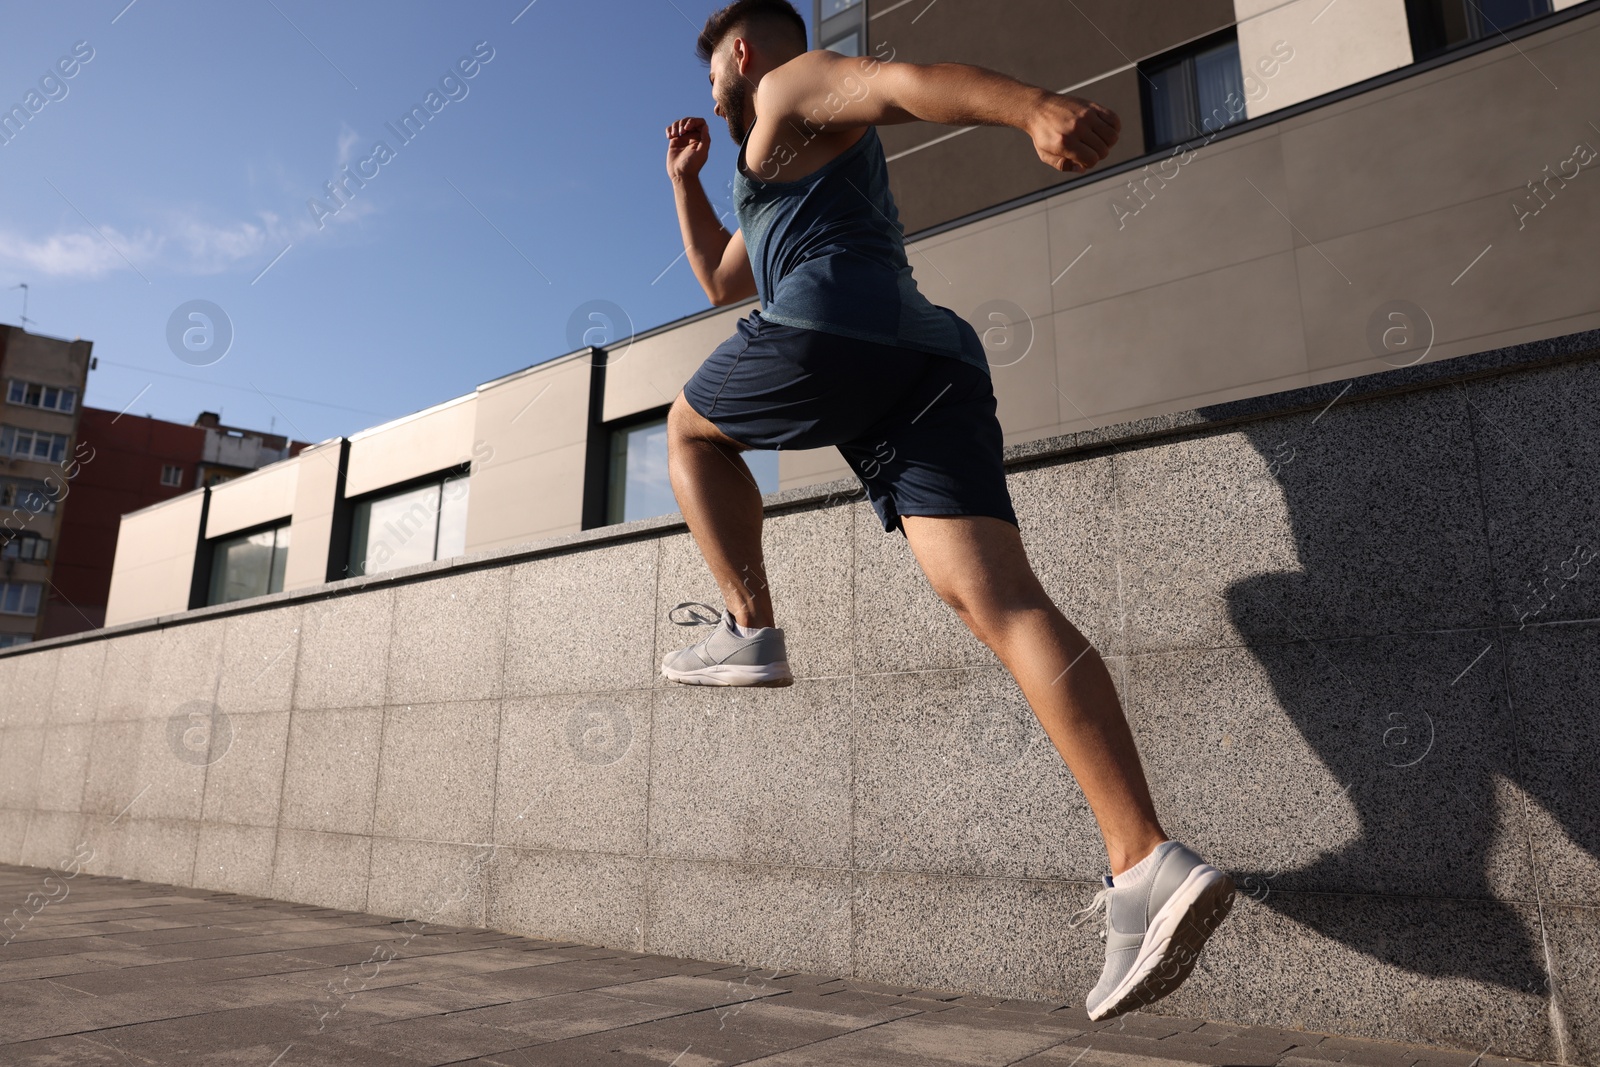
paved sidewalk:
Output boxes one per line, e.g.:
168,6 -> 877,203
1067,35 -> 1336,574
0,863 -> 1542,1067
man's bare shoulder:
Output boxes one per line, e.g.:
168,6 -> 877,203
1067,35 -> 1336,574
754,48 -> 900,128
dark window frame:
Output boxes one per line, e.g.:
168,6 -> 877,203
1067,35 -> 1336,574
0,579 -> 44,616
1,531 -> 50,562
5,378 -> 77,414
1404,0 -> 1554,60
1137,26 -> 1248,153
204,518 -> 291,607
601,403 -> 672,527
815,0 -> 866,56
343,463 -> 471,579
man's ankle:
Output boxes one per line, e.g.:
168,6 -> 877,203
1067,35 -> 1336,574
1109,833 -> 1171,878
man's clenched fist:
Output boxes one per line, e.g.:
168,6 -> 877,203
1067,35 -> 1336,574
666,116 -> 711,182
1026,93 -> 1121,174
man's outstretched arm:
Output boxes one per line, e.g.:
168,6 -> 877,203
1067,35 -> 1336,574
759,50 -> 1122,174
665,116 -> 758,306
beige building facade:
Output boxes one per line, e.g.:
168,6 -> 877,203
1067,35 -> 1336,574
105,1 -> 1600,626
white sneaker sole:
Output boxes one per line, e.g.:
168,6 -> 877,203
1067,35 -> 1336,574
661,662 -> 794,687
1087,865 -> 1236,1021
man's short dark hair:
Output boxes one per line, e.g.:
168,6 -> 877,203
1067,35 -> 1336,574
696,0 -> 808,65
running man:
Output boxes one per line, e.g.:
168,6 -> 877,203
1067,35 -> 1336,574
659,0 -> 1234,1020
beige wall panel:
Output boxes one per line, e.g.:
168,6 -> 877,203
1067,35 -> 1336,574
345,395 -> 478,499
912,200 -> 1060,441
282,441 -> 346,592
104,491 -> 205,625
1052,250 -> 1310,423
467,355 -> 592,552
466,441 -> 587,551
1276,15 -> 1600,243
1297,182 -> 1600,374
1046,131 -> 1293,313
601,304 -> 753,424
1235,0 -> 1413,119
205,458 -> 299,539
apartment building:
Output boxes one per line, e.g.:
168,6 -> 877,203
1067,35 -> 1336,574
103,0 -> 1599,627
0,324 -> 93,648
41,409 -> 309,638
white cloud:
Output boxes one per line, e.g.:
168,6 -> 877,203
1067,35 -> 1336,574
336,122 -> 361,169
0,225 -> 159,279
0,127 -> 383,280
0,209 -> 301,279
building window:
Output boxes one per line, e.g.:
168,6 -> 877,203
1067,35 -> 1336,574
0,426 -> 70,463
160,464 -> 185,488
348,473 -> 470,578
0,633 -> 32,649
6,380 -> 77,414
1,534 -> 49,562
816,0 -> 865,56
208,524 -> 290,606
605,416 -> 778,525
0,480 -> 58,515
0,581 -> 42,616
1404,0 -> 1552,60
1139,31 -> 1247,151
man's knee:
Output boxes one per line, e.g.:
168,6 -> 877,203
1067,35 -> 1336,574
669,391 -> 741,450
928,567 -> 1053,645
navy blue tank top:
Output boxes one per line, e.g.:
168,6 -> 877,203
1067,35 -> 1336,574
733,119 -> 990,374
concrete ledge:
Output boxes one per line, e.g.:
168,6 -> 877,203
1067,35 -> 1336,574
6,326 -> 1597,659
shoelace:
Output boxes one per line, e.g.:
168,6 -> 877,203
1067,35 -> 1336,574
669,601 -> 722,627
1067,885 -> 1113,940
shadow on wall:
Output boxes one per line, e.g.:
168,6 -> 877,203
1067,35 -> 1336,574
1191,376 -> 1597,1002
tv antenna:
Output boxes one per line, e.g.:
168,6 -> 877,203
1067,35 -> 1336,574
9,284 -> 32,329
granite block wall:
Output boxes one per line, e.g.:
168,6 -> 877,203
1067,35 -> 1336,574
1,342 -> 1597,1064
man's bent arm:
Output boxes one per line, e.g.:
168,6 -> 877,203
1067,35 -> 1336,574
762,51 -> 1121,173
671,174 -> 756,306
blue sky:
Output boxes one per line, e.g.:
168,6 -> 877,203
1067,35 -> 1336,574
0,0 -> 807,443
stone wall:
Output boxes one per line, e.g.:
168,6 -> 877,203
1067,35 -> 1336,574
3,330 -> 1598,1064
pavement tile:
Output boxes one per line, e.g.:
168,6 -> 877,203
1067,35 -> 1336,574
0,1034 -> 143,1066
737,1009 -> 1070,1065
0,935 -> 137,961
589,972 -> 788,1011
415,957 -> 691,1003
41,951 -> 337,995
838,976 -> 919,995
1096,1013 -> 1210,1039
320,1013 -> 543,1064
441,989 -> 693,1042
988,998 -> 1075,1016
763,987 -> 928,1024
1314,1035 -> 1432,1067
492,995 -> 875,1066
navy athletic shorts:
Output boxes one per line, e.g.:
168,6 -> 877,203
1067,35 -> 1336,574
681,311 -> 1018,535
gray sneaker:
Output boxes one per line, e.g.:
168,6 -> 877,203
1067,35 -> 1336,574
1068,840 -> 1235,1021
661,608 -> 793,687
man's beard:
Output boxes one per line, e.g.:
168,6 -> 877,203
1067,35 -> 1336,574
718,72 -> 754,145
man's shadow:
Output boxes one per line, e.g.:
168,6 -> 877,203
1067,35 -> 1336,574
1185,411 -> 1595,999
